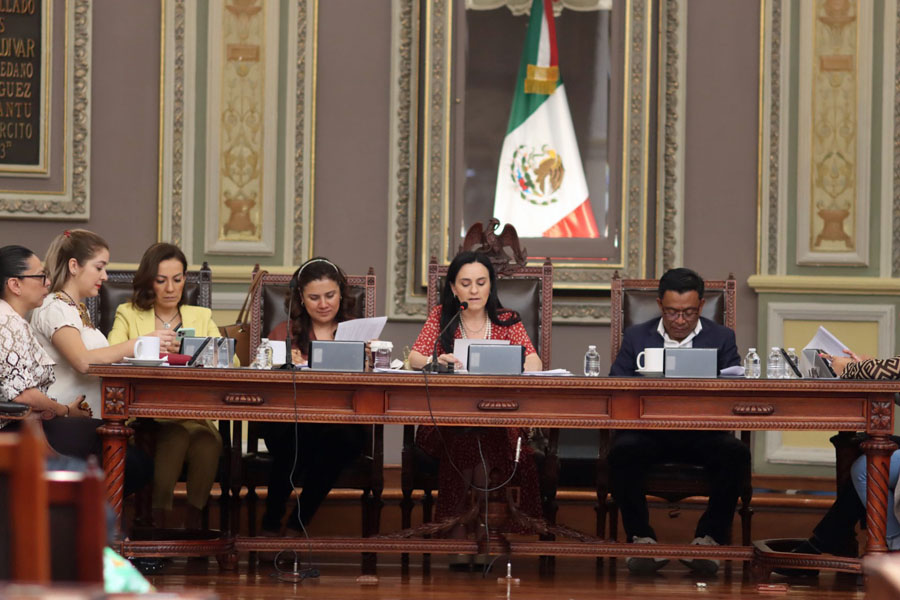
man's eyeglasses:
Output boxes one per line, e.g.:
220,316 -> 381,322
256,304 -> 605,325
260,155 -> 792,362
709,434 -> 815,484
661,308 -> 699,321
17,273 -> 49,285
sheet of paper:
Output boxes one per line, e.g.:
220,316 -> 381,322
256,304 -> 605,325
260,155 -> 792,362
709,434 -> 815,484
335,316 -> 388,342
452,338 -> 509,371
523,369 -> 574,376
719,365 -> 745,377
803,325 -> 847,356
270,340 -> 287,365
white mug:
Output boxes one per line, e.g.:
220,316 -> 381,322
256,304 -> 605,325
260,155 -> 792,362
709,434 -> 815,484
636,347 -> 664,372
134,336 -> 161,360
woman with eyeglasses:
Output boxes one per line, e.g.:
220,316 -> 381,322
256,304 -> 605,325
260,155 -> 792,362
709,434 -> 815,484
1,243 -> 149,494
0,244 -> 92,453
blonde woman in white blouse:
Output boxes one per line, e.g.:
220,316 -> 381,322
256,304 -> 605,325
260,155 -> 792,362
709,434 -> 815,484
30,230 -> 175,415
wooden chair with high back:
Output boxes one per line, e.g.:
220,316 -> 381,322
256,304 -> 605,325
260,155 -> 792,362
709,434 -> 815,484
84,262 -> 229,532
0,420 -> 49,583
399,221 -> 553,568
601,271 -> 752,548
234,266 -> 383,546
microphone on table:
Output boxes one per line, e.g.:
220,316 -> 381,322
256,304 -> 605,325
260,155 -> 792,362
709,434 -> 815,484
423,301 -> 468,373
278,278 -> 299,370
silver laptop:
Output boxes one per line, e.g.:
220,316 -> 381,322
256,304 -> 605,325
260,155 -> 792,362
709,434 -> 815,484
308,340 -> 366,372
467,344 -> 524,375
664,347 -> 718,378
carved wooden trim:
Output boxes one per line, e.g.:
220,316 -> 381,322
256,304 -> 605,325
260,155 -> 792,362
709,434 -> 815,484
868,400 -> 893,434
752,539 -> 862,575
732,403 -> 775,416
103,386 -> 127,416
121,539 -> 232,557
124,408 -> 865,432
477,400 -> 519,411
222,393 -> 264,405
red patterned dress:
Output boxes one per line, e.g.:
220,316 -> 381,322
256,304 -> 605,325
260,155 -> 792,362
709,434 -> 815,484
412,305 -> 542,524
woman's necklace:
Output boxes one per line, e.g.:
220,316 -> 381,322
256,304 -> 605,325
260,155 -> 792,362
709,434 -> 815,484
154,308 -> 181,329
55,290 -> 94,329
459,313 -> 491,339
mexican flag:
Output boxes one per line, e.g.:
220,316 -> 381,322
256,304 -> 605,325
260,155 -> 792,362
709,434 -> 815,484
492,0 -> 599,238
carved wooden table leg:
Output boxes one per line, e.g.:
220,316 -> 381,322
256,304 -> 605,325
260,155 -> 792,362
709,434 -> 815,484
98,421 -> 133,523
861,436 -> 898,554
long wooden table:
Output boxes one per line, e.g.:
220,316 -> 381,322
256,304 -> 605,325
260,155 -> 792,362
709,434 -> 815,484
91,366 -> 898,572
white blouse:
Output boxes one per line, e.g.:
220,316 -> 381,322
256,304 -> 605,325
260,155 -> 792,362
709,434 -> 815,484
0,299 -> 55,429
31,294 -> 109,415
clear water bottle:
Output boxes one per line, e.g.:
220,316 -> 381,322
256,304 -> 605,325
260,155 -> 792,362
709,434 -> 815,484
767,347 -> 783,379
743,347 -> 761,379
785,347 -> 799,379
584,345 -> 601,377
252,338 -> 274,369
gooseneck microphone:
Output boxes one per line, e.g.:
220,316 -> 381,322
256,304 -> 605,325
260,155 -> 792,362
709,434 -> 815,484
424,301 -> 468,373
278,278 -> 298,370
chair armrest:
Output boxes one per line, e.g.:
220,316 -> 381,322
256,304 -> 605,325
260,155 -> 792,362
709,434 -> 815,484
0,402 -> 31,419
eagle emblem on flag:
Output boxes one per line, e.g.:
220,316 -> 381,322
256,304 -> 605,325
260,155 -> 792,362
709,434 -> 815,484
509,144 -> 566,206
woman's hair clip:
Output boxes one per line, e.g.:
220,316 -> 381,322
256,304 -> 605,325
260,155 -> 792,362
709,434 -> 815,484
63,230 -> 71,238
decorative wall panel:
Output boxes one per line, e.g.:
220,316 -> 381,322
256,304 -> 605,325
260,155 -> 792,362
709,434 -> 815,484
796,0 -> 870,266
159,0 -> 315,266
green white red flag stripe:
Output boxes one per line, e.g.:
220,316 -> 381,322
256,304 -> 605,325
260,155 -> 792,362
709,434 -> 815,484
492,0 -> 599,238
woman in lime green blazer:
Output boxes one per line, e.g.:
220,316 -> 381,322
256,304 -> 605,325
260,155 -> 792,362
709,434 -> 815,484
108,243 -> 223,530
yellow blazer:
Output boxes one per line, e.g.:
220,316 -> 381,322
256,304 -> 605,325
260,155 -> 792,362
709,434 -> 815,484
107,303 -> 221,344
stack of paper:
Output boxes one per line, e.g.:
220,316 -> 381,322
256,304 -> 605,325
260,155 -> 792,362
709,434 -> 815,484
803,326 -> 847,356
523,369 -> 573,376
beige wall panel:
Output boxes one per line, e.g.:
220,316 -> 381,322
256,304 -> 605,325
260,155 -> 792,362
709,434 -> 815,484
682,0 -> 761,353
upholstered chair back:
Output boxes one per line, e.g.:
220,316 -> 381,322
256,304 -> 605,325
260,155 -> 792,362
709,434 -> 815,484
85,263 -> 212,336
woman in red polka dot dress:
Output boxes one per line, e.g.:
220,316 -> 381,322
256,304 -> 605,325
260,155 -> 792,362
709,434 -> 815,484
408,251 -> 543,539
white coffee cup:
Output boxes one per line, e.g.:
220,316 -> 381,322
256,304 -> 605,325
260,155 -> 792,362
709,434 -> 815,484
636,347 -> 664,372
134,336 -> 161,360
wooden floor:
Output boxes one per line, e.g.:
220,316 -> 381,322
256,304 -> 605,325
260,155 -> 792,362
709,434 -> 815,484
147,555 -> 866,599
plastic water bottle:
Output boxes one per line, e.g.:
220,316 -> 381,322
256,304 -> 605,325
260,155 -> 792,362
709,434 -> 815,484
767,347 -> 783,379
785,347 -> 799,379
743,348 -> 761,379
584,345 -> 601,377
252,338 -> 274,369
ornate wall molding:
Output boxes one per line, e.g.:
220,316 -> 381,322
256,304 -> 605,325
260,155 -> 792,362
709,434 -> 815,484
892,0 -> 900,276
203,0 -> 279,256
656,0 -> 686,274
0,0 -> 91,220
795,0 -> 871,266
159,0 -> 314,265
387,0 -> 668,323
759,0 -> 785,276
758,0 -> 896,274
465,0 -> 611,15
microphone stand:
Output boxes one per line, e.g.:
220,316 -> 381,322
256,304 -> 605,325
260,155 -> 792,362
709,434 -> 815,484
423,301 -> 468,373
278,278 -> 299,370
